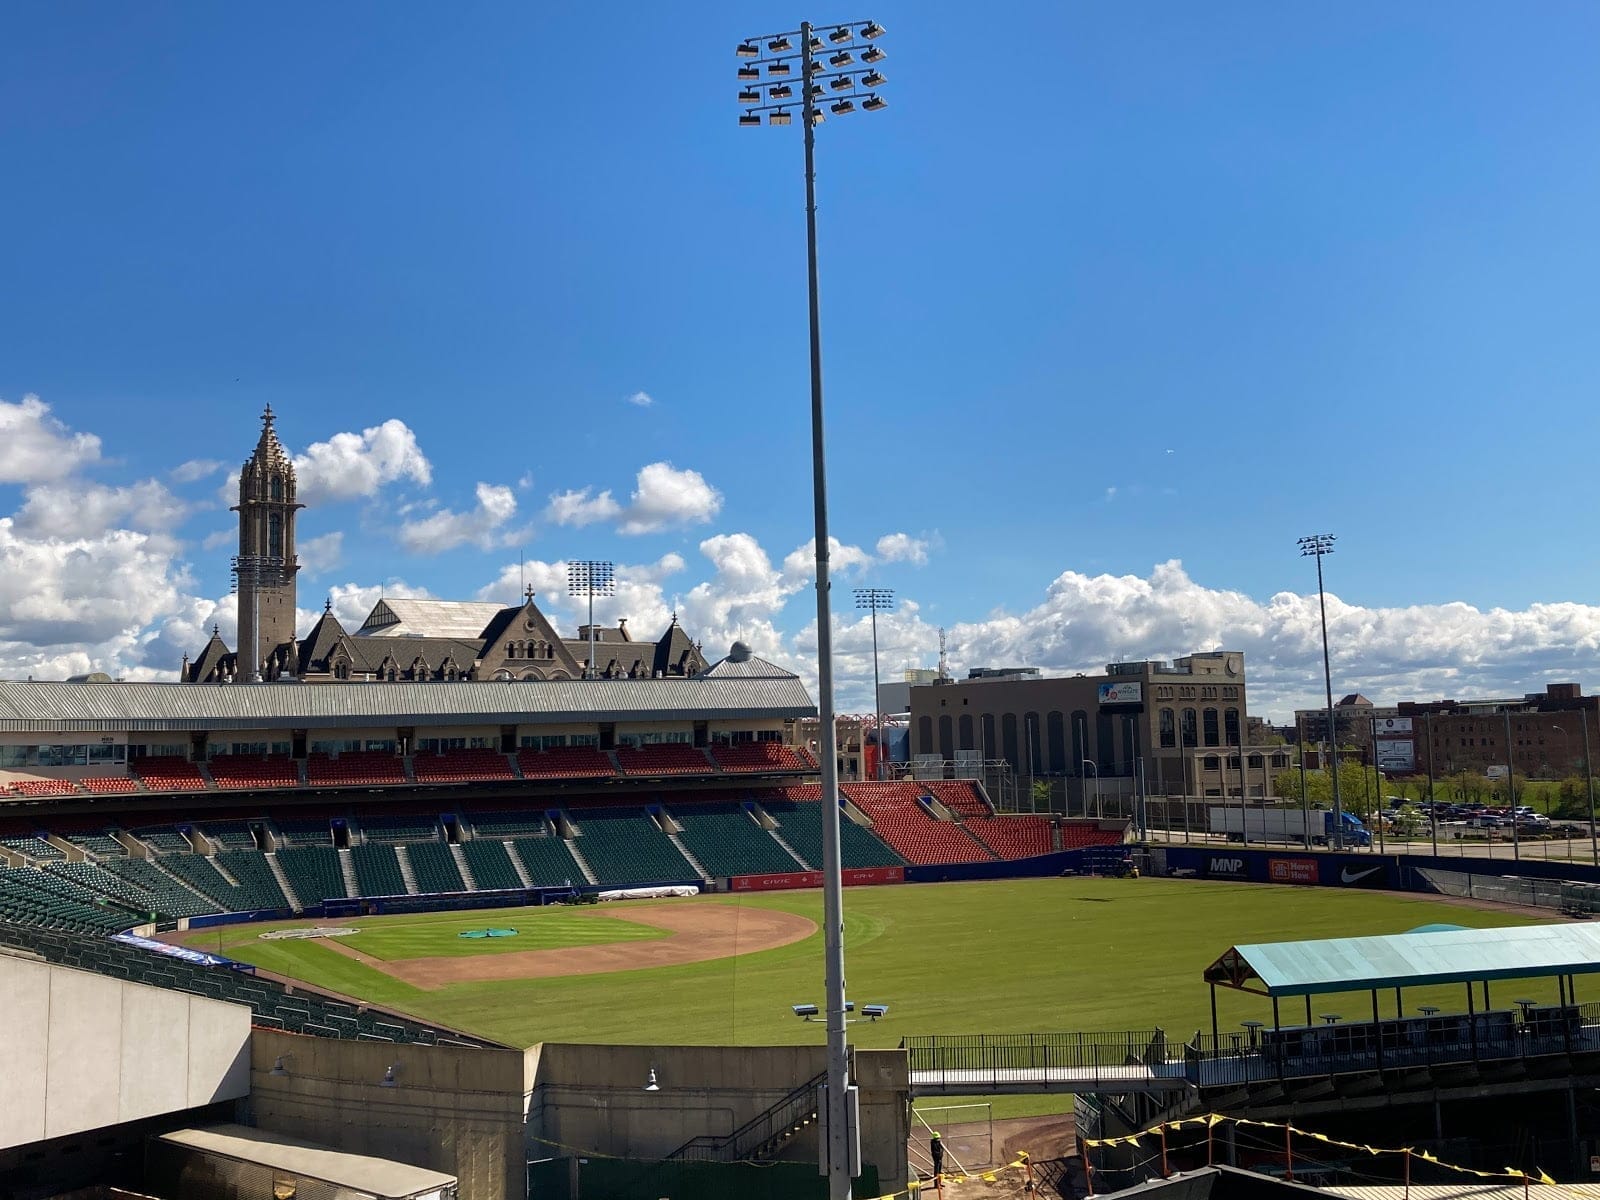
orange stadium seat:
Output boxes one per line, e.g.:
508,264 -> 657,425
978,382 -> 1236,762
514,747 -> 618,780
411,749 -> 516,784
841,782 -> 995,865
707,742 -> 810,774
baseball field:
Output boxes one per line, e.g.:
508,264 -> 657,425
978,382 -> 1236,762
177,876 -> 1552,1054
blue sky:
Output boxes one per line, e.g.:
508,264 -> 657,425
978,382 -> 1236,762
3,2 -> 1599,718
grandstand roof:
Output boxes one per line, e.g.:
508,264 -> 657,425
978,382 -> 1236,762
1203,923 -> 1600,997
0,676 -> 815,732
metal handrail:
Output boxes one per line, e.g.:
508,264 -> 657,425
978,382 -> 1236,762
666,1070 -> 827,1163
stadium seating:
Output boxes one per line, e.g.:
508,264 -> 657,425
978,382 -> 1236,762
411,749 -> 516,784
509,836 -> 585,888
360,813 -> 442,842
461,839 -> 523,890
0,835 -> 65,862
129,826 -> 194,854
0,922 -> 466,1047
350,843 -> 408,896
962,815 -> 1055,859
80,775 -> 140,795
130,757 -> 208,791
756,795 -> 905,870
306,751 -> 407,787
98,856 -> 217,918
207,754 -> 301,790
671,803 -> 803,876
274,814 -> 333,846
49,860 -> 161,914
6,778 -> 80,798
614,745 -> 715,777
842,782 -> 995,865
1060,820 -> 1124,849
515,746 -> 618,780
275,846 -> 347,906
57,828 -> 128,857
198,820 -> 260,851
920,780 -> 990,818
469,810 -> 554,839
210,851 -> 289,911
708,742 -> 811,774
405,841 -> 466,894
567,807 -> 698,884
0,868 -> 133,932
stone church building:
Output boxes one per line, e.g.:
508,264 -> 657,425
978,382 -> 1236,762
184,409 -> 707,685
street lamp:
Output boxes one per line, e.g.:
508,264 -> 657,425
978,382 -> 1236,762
854,588 -> 893,781
566,561 -> 615,679
737,21 -> 887,1198
1298,535 -> 1345,849
230,554 -> 287,683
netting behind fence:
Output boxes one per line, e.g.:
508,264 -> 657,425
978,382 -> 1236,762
1416,867 -> 1600,913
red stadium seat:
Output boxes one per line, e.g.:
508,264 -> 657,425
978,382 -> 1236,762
412,749 -> 517,784
613,745 -> 715,777
841,782 -> 995,865
514,747 -> 618,780
707,742 -> 810,774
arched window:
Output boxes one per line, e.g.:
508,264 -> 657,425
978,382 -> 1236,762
1180,709 -> 1198,748
267,512 -> 283,558
938,715 -> 954,758
917,715 -> 934,754
958,714 -> 975,751
981,713 -> 997,760
1247,754 -> 1264,769
270,475 -> 283,502
1202,708 -> 1220,747
1022,711 -> 1042,775
1001,713 -> 1019,771
1071,710 -> 1090,770
1159,708 -> 1176,749
1224,708 -> 1241,747
1046,711 -> 1066,773
1202,755 -> 1220,771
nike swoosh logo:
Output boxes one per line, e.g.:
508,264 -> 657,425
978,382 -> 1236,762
1341,866 -> 1382,884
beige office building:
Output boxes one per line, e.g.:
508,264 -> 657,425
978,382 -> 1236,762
908,651 -> 1279,799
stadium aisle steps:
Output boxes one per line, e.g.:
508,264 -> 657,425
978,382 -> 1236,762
567,807 -> 699,885
461,839 -> 522,890
508,837 -> 586,888
406,841 -> 466,894
756,795 -> 905,870
350,843 -> 408,897
275,846 -> 348,907
671,803 -> 807,876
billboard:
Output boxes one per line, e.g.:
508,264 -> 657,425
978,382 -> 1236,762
1372,716 -> 1413,735
1267,857 -> 1319,885
1376,739 -> 1415,771
1097,681 -> 1143,706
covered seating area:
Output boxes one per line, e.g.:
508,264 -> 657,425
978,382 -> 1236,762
1197,923 -> 1600,1085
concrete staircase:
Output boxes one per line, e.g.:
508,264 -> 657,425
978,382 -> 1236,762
394,845 -> 421,895
265,853 -> 302,911
767,827 -> 812,870
565,838 -> 599,886
505,841 -> 534,888
667,832 -> 710,882
337,848 -> 359,898
449,843 -> 477,890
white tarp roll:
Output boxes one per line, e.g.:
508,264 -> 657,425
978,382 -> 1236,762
597,885 -> 700,901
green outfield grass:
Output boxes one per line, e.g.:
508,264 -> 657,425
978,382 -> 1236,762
190,877 -> 1552,1056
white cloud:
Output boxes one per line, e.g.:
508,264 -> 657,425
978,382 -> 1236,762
626,390 -> 655,408
170,458 -> 224,484
398,482 -> 521,554
293,419 -> 432,503
618,462 -> 723,535
474,553 -> 687,642
201,529 -> 234,551
876,532 -> 931,567
298,531 -> 344,574
0,395 -> 102,483
781,536 -> 874,585
14,480 -> 187,542
544,486 -> 623,528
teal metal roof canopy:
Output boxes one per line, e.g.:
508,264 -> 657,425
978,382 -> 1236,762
1204,923 -> 1600,997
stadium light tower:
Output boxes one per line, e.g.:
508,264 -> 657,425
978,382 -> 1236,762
854,588 -> 893,781
566,561 -> 615,679
230,554 -> 287,683
736,20 -> 886,1198
1297,535 -> 1344,848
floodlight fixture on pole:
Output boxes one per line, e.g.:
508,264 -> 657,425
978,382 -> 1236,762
230,554 -> 287,683
1297,534 -> 1344,849
736,19 -> 886,1197
567,561 -> 615,679
854,587 -> 893,781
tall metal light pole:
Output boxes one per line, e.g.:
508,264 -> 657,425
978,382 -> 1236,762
854,588 -> 893,781
1582,707 -> 1597,866
1298,535 -> 1344,848
566,561 -> 614,679
737,21 -> 887,1197
230,554 -> 286,683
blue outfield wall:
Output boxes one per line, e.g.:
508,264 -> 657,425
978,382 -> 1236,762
1149,842 -> 1600,894
906,849 -> 1091,884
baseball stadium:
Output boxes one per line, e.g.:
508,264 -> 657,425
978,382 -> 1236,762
5,413 -> 1600,1200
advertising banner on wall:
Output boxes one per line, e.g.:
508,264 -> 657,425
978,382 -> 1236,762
1267,857 -> 1319,884
1097,682 -> 1143,706
1376,739 -> 1415,771
1372,717 -> 1413,735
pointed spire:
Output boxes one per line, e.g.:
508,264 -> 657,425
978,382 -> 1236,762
524,584 -> 536,602
324,595 -> 333,614
212,624 -> 220,638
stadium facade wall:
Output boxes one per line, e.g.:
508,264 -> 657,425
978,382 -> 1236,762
249,1030 -> 533,1200
0,955 -> 250,1151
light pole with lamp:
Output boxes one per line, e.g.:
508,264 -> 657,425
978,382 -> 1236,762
737,21 -> 887,1198
567,561 -> 615,679
1582,709 -> 1598,866
854,588 -> 893,781
1298,535 -> 1344,849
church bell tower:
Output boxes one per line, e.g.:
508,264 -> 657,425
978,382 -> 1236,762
232,405 -> 303,681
